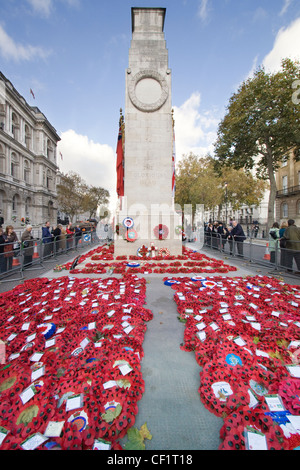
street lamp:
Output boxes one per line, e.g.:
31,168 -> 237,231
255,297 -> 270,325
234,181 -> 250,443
224,182 -> 228,225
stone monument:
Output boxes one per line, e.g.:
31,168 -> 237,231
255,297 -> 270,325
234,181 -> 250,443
115,7 -> 182,258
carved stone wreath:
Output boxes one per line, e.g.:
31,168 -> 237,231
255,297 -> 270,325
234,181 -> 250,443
128,69 -> 169,112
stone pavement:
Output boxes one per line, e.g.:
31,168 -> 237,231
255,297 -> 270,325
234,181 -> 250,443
1,242 -> 299,450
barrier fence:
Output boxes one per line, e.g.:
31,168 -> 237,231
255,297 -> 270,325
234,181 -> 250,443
203,232 -> 300,273
0,232 -> 99,282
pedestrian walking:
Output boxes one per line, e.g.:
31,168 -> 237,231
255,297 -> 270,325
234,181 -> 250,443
269,222 -> 280,264
21,225 -> 34,266
282,219 -> 300,273
230,221 -> 246,257
252,224 -> 259,238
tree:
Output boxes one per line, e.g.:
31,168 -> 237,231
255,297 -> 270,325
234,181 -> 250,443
214,58 -> 300,229
175,153 -> 266,221
81,186 -> 109,219
57,172 -> 110,222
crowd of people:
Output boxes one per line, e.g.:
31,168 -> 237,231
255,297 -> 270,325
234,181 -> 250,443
204,218 -> 300,273
0,221 -> 86,274
41,221 -> 83,258
204,220 -> 246,257
269,219 -> 300,273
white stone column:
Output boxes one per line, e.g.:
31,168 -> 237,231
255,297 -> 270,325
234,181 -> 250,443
115,7 -> 182,257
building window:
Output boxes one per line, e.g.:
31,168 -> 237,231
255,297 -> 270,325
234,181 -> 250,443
282,175 -> 288,194
25,124 -> 31,149
11,112 -> 19,140
282,202 -> 288,218
12,194 -> 17,212
24,160 -> 30,183
11,153 -> 19,179
25,197 -> 31,217
0,144 -> 5,174
47,139 -> 53,160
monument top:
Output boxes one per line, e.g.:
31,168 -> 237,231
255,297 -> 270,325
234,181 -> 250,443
131,7 -> 166,33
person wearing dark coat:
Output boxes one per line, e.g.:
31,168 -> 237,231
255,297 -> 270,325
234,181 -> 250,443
282,219 -> 300,272
229,221 -> 246,257
217,222 -> 228,251
52,225 -> 62,253
42,221 -> 53,258
3,225 -> 18,270
0,227 -> 6,273
21,225 -> 34,266
74,224 -> 82,249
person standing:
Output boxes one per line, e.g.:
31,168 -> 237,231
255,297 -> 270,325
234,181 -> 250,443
0,227 -> 6,273
3,225 -> 18,270
268,222 -> 280,264
42,221 -> 53,258
282,219 -> 300,273
21,225 -> 34,266
66,224 -> 74,251
52,224 -> 62,253
74,224 -> 82,249
279,220 -> 288,269
230,221 -> 246,257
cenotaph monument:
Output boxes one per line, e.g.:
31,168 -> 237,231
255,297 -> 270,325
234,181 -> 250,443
115,7 -> 182,258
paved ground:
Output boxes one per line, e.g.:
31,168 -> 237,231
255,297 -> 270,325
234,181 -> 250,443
1,241 -> 299,450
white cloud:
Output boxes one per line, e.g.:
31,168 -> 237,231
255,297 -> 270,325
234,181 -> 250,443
173,92 -> 220,162
262,16 -> 300,72
57,129 -> 117,212
26,0 -> 80,17
27,0 -> 52,17
197,0 -> 209,22
0,25 -> 51,62
279,0 -> 292,16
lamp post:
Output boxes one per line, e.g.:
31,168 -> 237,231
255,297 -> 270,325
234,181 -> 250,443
224,182 -> 228,225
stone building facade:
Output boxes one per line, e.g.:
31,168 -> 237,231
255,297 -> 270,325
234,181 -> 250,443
275,148 -> 300,225
0,71 -> 60,229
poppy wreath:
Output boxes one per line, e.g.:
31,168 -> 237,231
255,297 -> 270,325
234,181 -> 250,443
278,378 -> 300,415
153,224 -> 169,240
169,273 -> 300,449
199,361 -> 250,417
63,243 -> 238,275
158,248 -> 171,258
0,274 -> 152,450
219,403 -> 289,450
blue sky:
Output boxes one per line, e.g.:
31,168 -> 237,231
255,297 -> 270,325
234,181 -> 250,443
1,0 -> 300,212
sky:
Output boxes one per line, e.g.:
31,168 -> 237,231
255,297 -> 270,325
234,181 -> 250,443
1,0 -> 300,215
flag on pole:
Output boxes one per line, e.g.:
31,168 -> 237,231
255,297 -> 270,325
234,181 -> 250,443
30,88 -> 35,99
59,152 -> 63,160
116,111 -> 124,198
172,127 -> 176,197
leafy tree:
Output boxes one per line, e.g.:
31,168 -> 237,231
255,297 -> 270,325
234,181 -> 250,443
82,186 -> 109,219
214,58 -> 300,229
175,153 -> 266,221
57,172 -> 109,222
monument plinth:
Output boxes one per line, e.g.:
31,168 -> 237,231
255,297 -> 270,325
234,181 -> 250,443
115,7 -> 182,258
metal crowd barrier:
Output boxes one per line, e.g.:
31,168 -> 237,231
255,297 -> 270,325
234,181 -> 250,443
203,231 -> 300,273
0,231 -> 99,283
